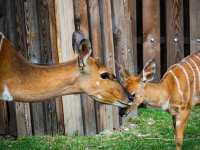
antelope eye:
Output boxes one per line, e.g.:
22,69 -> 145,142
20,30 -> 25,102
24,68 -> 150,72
100,72 -> 110,79
132,93 -> 136,98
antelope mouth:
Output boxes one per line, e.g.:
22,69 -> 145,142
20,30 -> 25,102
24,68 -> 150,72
113,101 -> 130,108
90,96 -> 130,108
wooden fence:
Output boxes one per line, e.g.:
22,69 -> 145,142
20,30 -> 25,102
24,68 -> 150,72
0,0 -> 199,136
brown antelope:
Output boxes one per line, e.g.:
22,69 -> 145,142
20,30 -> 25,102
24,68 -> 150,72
0,32 -> 132,108
120,53 -> 200,150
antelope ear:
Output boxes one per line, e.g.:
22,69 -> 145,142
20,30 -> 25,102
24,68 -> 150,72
119,69 -> 130,83
142,59 -> 156,82
78,39 -> 92,68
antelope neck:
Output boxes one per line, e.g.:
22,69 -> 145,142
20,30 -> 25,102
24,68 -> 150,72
142,81 -> 169,107
0,39 -> 82,102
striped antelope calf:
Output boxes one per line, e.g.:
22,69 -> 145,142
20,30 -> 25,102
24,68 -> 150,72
120,53 -> 200,150
0,32 -> 132,107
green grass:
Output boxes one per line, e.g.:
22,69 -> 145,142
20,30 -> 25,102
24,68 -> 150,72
0,107 -> 200,150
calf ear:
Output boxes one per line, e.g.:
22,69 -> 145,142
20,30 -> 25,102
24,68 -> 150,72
119,69 -> 130,83
78,39 -> 92,69
142,59 -> 156,82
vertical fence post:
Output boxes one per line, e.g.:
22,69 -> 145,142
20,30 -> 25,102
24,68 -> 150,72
74,0 -> 97,135
55,0 -> 84,135
112,0 -> 137,74
47,0 -> 65,134
143,0 -> 160,78
99,0 -> 119,130
166,0 -> 184,66
14,0 -> 33,136
23,0 -> 45,136
36,0 -> 59,135
111,0 -> 138,122
87,0 -> 103,133
0,0 -> 8,136
190,0 -> 200,53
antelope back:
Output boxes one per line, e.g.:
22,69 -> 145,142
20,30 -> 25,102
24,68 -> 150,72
162,52 -> 200,104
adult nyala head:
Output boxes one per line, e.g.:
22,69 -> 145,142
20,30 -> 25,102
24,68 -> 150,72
72,31 -> 133,108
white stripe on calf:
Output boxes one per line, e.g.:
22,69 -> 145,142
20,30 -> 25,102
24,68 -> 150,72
183,60 -> 196,94
194,55 -> 200,62
176,64 -> 190,101
169,70 -> 184,100
190,58 -> 200,94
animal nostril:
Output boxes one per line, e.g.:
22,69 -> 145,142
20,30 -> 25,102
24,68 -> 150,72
128,94 -> 133,102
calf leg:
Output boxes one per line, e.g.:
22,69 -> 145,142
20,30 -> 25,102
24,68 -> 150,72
174,110 -> 190,150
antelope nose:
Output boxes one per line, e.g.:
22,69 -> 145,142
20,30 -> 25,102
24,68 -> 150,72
128,94 -> 133,102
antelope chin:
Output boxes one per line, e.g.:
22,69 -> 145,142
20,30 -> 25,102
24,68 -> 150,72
113,102 -> 127,108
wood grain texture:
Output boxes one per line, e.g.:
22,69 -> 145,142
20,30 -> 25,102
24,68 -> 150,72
190,0 -> 200,53
111,0 -> 138,124
112,0 -> 136,74
143,0 -> 160,78
55,0 -> 84,135
99,0 -> 118,131
0,0 -> 19,136
87,0 -> 103,133
0,0 -> 8,135
48,0 -> 65,134
22,0 -> 45,136
37,0 -> 58,135
14,0 -> 33,136
166,0 -> 184,67
74,0 -> 97,135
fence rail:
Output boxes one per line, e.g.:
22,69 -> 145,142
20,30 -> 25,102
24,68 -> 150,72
0,0 -> 199,136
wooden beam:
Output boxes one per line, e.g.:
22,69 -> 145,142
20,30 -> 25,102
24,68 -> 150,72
0,0 -> 9,136
36,0 -> 58,135
111,0 -> 138,123
99,0 -> 118,131
73,0 -> 97,135
14,0 -> 33,136
190,0 -> 200,53
166,0 -> 184,67
143,0 -> 160,78
55,0 -> 84,135
87,0 -> 103,133
48,0 -> 65,134
112,0 -> 137,74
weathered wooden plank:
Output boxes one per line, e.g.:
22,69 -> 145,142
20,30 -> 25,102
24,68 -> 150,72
99,0 -> 118,131
111,0 -> 138,124
0,0 -> 9,136
166,0 -> 184,67
47,0 -> 65,134
87,0 -> 103,133
0,102 -> 7,135
55,0 -> 84,135
126,0 -> 138,74
73,0 -> 97,135
23,0 -> 45,136
36,0 -> 58,135
112,0 -> 137,74
14,0 -> 33,136
190,0 -> 200,53
183,0 -> 190,56
143,0 -> 160,78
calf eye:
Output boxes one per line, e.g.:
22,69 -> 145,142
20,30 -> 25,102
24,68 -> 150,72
100,72 -> 110,79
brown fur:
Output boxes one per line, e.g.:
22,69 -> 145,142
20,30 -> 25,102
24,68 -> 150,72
0,38 -> 129,107
123,52 -> 200,150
